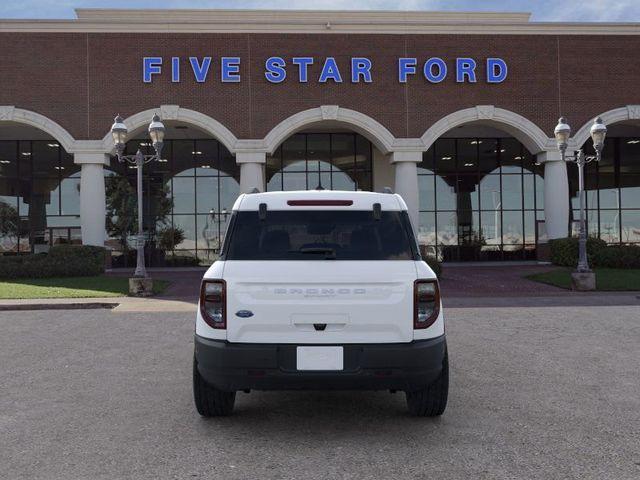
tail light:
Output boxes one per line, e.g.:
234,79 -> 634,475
414,280 -> 440,329
200,280 -> 226,329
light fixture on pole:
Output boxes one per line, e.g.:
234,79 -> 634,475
553,116 -> 607,288
110,113 -> 165,286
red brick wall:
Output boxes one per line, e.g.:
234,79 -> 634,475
1,32 -> 639,142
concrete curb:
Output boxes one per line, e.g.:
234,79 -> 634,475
0,302 -> 119,311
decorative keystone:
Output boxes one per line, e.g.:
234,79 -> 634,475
160,105 -> 180,120
320,105 -> 339,120
0,106 -> 15,121
627,105 -> 640,120
476,105 -> 495,120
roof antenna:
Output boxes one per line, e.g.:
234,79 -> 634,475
249,187 -> 260,194
383,187 -> 393,194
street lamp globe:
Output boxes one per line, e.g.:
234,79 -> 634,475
148,113 -> 165,156
590,116 -> 607,154
110,115 -> 128,154
554,117 -> 571,154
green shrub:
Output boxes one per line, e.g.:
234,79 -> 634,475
0,245 -> 106,279
549,237 -> 607,267
593,245 -> 640,269
164,254 -> 201,267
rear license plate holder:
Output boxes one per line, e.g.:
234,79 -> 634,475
296,346 -> 344,371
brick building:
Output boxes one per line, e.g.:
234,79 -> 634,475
1,9 -> 639,264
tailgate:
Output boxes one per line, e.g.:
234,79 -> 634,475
222,260 -> 417,344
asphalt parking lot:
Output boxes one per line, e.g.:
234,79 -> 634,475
1,304 -> 639,479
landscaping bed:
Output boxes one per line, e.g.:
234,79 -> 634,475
526,268 -> 640,291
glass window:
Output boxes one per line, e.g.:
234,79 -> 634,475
620,175 -> 640,208
32,141 -> 59,177
332,171 -> 356,191
307,134 -> 331,172
457,138 -> 478,173
172,140 -> 195,176
502,175 -> 523,210
599,210 -> 620,243
500,138 -> 523,174
478,139 -> 499,174
266,133 -> 372,193
479,175 -> 501,211
194,140 -> 217,176
172,177 -> 195,214
225,211 -> 416,261
332,133 -> 355,172
436,211 -> 457,245
419,175 -> 435,211
172,214 -> 196,250
282,135 -> 306,172
419,148 -> 434,173
196,177 -> 219,214
418,211 -> 436,247
0,141 -> 18,177
60,176 -> 80,215
620,138 -> 640,174
502,211 -> 523,246
435,139 -> 456,175
621,210 -> 640,243
435,176 -> 456,211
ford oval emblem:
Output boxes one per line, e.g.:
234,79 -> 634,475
235,310 -> 254,318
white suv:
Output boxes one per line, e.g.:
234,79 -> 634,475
193,190 -> 448,416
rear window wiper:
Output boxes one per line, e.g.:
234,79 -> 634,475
296,247 -> 337,259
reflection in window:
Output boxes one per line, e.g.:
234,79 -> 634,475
419,137 -> 544,261
106,139 -> 239,266
568,137 -> 640,245
266,133 -> 373,192
0,140 -> 79,254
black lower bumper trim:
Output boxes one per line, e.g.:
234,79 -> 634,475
194,335 -> 446,392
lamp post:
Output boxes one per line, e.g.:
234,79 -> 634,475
110,114 -> 165,282
553,116 -> 607,287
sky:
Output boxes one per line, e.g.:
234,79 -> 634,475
1,0 -> 640,22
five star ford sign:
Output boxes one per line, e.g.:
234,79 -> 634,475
142,56 -> 508,84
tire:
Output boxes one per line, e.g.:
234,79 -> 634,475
405,350 -> 449,417
193,357 -> 236,417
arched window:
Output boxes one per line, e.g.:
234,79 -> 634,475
418,137 -> 544,261
0,140 -> 79,253
106,138 -> 239,267
266,133 -> 373,192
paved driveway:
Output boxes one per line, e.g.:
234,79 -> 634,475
1,305 -> 639,479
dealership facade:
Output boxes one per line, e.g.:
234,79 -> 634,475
1,9 -> 640,264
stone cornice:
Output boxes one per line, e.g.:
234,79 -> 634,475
1,9 -> 639,35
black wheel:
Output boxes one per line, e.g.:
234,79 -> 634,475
405,350 -> 449,417
193,357 -> 236,417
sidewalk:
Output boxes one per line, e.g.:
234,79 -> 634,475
1,264 -> 638,311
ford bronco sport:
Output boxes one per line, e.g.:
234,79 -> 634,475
193,190 -> 447,416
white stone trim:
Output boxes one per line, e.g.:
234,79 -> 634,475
100,105 -> 239,154
263,106 -> 396,155
571,105 -> 640,148
421,106 -> 553,154
0,106 -> 76,153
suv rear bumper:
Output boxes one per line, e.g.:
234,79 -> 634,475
194,335 -> 446,392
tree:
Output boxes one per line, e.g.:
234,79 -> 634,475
105,175 -> 173,252
0,201 -> 21,250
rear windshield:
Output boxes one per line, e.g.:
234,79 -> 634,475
223,210 -> 418,261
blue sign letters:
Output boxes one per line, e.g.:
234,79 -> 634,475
143,56 -> 508,84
